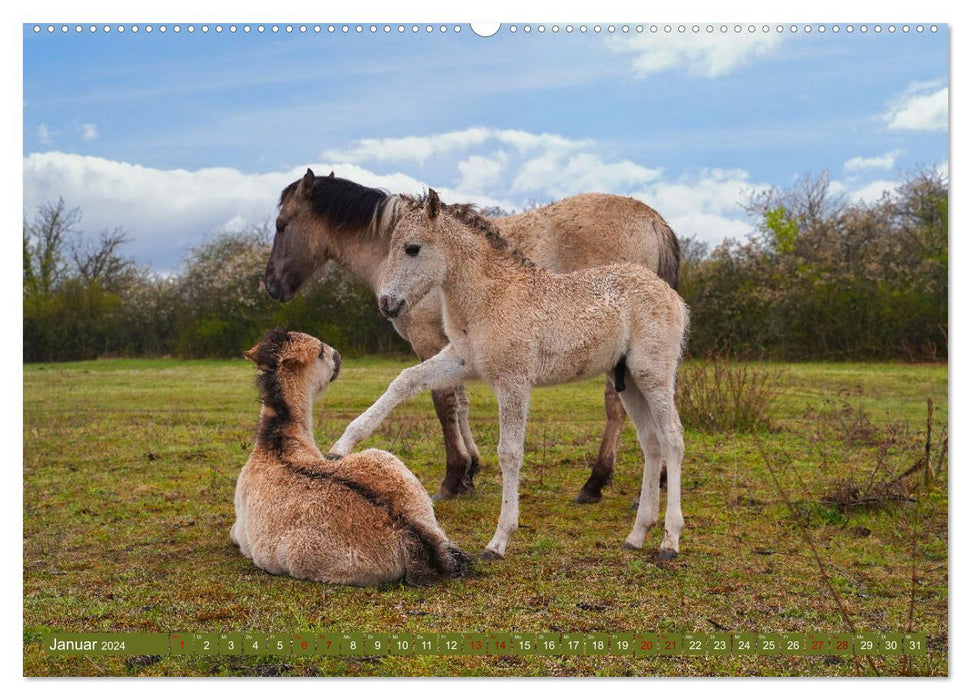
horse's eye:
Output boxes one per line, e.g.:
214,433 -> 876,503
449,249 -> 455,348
404,244 -> 421,257
276,219 -> 286,234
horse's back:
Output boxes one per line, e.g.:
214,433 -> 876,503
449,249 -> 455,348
494,193 -> 677,281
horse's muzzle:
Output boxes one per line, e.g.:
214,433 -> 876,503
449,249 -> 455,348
264,275 -> 289,302
379,295 -> 405,319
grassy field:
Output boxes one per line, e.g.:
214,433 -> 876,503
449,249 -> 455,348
23,357 -> 948,677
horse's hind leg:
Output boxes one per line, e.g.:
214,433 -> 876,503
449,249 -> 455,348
482,383 -> 531,560
616,386 -> 663,548
639,388 -> 684,560
576,377 -> 627,504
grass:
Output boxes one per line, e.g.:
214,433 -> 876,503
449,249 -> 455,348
23,357 -> 948,677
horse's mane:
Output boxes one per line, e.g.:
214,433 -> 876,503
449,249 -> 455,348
405,194 -> 536,269
280,175 -> 393,237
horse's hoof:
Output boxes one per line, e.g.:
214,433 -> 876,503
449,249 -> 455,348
432,490 -> 458,502
629,500 -> 640,512
480,549 -> 503,561
575,489 -> 603,505
657,548 -> 678,562
621,541 -> 640,551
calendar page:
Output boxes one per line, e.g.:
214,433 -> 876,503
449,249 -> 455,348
21,7 -> 950,681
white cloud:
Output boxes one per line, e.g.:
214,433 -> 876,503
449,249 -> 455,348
81,123 -> 99,141
37,124 -> 50,145
848,180 -> 898,204
883,80 -> 948,131
456,152 -> 509,193
323,127 -> 494,164
23,133 -> 773,272
607,32 -> 784,79
844,150 -> 901,172
323,127 -> 592,164
21,152 -> 517,271
630,168 -> 767,246
512,152 -> 662,198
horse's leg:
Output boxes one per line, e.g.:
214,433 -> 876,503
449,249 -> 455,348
453,384 -> 482,489
429,387 -> 474,500
615,385 -> 663,549
330,346 -> 471,456
482,383 -> 531,560
576,376 -> 627,504
404,301 -> 478,500
623,376 -> 684,560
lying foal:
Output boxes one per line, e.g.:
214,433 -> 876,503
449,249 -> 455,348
231,329 -> 471,586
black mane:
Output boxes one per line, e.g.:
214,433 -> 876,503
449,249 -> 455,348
251,328 -> 293,454
280,175 -> 391,231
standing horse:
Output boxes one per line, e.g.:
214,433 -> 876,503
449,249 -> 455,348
266,168 -> 681,502
330,190 -> 689,561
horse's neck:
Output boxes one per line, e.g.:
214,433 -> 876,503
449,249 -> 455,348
256,396 -> 321,459
327,230 -> 391,293
440,231 -> 533,324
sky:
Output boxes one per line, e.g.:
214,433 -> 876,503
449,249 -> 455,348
22,22 -> 949,272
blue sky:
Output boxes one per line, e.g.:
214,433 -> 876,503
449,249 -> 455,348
23,23 -> 949,271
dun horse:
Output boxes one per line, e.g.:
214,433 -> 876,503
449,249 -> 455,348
232,328 -> 471,585
266,169 -> 680,503
330,191 -> 689,561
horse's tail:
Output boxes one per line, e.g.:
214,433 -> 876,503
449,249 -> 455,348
656,219 -> 682,292
403,523 -> 474,586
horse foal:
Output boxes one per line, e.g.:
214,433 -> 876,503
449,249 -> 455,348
331,191 -> 689,562
231,329 -> 471,586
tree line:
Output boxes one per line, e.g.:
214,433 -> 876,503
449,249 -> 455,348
23,170 -> 947,363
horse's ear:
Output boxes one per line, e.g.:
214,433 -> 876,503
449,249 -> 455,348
299,168 -> 316,199
244,344 -> 276,372
328,171 -> 335,178
426,188 -> 441,219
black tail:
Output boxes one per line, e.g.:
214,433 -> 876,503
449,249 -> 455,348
614,356 -> 627,393
404,530 -> 475,586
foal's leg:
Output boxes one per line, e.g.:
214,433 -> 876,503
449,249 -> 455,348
330,346 -> 471,456
624,379 -> 685,560
615,386 -> 664,549
405,304 -> 480,500
576,376 -> 627,504
482,383 -> 531,560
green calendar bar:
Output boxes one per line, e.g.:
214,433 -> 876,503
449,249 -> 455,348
38,630 -> 931,657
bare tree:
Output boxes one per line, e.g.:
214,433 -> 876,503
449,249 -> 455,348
24,198 -> 81,295
71,227 -> 136,292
